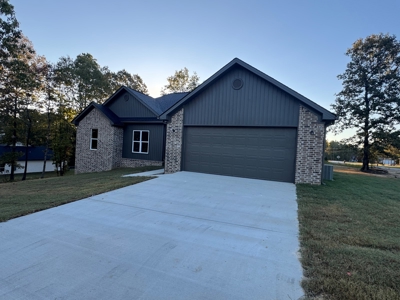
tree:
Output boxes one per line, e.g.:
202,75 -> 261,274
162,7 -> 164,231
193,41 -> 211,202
104,69 -> 148,95
161,67 -> 200,95
0,0 -> 21,62
39,63 -> 57,178
325,140 -> 359,161
332,33 -> 400,171
0,30 -> 43,181
51,98 -> 75,177
54,54 -> 105,112
0,0 -> 22,180
51,60 -> 77,175
55,54 -> 149,111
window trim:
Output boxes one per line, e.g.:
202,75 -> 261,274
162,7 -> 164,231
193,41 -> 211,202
90,128 -> 98,150
132,130 -> 149,154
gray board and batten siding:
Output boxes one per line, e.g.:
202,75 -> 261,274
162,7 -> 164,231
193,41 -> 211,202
183,66 -> 300,127
107,92 -> 157,118
122,124 -> 165,161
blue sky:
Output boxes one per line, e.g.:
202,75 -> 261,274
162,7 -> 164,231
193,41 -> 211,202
11,0 -> 400,141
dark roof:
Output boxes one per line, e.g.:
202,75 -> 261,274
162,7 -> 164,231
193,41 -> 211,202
160,58 -> 336,122
118,87 -> 187,116
155,92 -> 189,112
0,146 -> 53,161
73,87 -> 188,126
125,87 -> 163,115
72,102 -> 123,126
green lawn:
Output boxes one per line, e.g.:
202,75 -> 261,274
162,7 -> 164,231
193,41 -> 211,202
0,167 -> 161,222
297,170 -> 400,299
327,161 -> 400,169
0,170 -> 72,183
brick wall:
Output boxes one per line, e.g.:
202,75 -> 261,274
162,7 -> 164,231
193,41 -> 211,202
75,109 -> 122,174
295,106 -> 325,184
120,158 -> 162,168
75,108 -> 163,174
164,108 -> 184,173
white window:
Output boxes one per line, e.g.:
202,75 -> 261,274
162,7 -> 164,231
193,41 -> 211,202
90,129 -> 98,150
132,130 -> 149,154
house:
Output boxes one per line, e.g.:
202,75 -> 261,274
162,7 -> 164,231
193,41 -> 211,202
381,158 -> 396,166
0,145 -> 55,174
73,58 -> 336,184
72,88 -> 188,173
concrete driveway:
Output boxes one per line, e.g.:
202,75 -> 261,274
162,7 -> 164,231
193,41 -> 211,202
0,172 -> 303,300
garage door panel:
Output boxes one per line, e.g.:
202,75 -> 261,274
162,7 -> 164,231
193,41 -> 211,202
183,127 -> 296,182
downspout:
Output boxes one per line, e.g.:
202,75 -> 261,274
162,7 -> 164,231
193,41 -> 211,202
161,121 -> 167,163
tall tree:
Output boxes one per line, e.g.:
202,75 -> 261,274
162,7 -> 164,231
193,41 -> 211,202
332,33 -> 400,171
39,63 -> 56,178
0,0 -> 22,179
51,60 -> 76,175
0,0 -> 21,62
0,8 -> 42,181
54,54 -> 104,112
74,53 -> 105,109
161,67 -> 200,95
104,68 -> 148,95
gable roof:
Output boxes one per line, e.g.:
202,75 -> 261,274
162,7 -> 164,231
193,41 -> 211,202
160,58 -> 336,122
101,86 -> 161,116
72,87 -> 188,126
123,88 -> 188,115
71,102 -> 123,126
124,87 -> 163,115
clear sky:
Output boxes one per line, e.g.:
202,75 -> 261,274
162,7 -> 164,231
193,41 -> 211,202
11,0 -> 400,141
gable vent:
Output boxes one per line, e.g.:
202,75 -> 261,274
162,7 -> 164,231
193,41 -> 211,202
124,94 -> 129,101
232,78 -> 243,90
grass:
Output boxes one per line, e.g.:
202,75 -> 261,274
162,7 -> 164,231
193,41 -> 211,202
326,161 -> 362,169
297,170 -> 400,299
327,161 -> 400,170
0,166 -> 161,222
0,170 -> 72,183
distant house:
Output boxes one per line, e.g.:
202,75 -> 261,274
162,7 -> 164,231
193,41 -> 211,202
381,158 -> 396,165
0,146 -> 55,174
73,58 -> 336,184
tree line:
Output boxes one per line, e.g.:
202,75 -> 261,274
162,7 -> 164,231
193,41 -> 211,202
325,140 -> 400,165
0,0 -> 147,181
0,0 -> 199,181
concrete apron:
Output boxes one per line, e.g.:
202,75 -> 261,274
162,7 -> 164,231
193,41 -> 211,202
0,172 -> 304,300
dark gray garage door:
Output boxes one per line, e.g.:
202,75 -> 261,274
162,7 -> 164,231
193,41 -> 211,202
183,127 -> 297,182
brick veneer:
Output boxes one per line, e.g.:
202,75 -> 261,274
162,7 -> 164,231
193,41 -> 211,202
295,106 -> 325,184
164,108 -> 184,173
120,158 -> 162,168
75,108 -> 162,174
